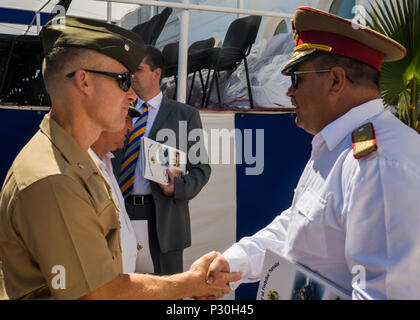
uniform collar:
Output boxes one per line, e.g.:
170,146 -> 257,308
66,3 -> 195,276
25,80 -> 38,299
318,99 -> 384,152
40,114 -> 98,172
135,91 -> 163,111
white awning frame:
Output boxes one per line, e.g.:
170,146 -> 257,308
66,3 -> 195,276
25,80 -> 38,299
97,0 -> 293,104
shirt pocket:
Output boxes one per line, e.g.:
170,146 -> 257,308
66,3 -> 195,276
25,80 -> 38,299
288,188 -> 328,258
97,201 -> 120,234
87,173 -> 120,229
97,201 -> 122,266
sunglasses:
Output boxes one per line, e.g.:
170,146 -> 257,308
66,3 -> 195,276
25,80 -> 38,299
66,69 -> 133,92
291,69 -> 355,89
291,69 -> 331,89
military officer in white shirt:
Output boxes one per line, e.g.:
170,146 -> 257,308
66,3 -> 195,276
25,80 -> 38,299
205,7 -> 420,300
90,106 -> 148,274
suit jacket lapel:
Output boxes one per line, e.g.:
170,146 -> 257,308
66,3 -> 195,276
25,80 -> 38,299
149,95 -> 172,139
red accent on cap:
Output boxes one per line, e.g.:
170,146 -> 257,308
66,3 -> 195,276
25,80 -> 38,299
298,30 -> 385,70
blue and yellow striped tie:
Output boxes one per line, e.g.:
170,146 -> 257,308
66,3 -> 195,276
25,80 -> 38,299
119,102 -> 149,198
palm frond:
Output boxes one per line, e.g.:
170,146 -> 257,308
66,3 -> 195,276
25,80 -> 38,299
366,0 -> 420,131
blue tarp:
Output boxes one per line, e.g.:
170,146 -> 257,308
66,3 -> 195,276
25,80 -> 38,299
0,7 -> 50,26
235,113 -> 312,299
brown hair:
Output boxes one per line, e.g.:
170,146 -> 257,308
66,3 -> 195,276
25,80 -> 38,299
143,45 -> 165,82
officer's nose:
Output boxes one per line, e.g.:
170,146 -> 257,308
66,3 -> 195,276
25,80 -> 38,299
286,84 -> 296,98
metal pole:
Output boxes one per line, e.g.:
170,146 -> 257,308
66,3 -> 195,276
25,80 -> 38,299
237,0 -> 244,18
177,0 -> 189,103
107,2 -> 112,23
149,5 -> 154,18
36,12 -> 41,34
96,0 -> 294,19
97,0 -> 294,103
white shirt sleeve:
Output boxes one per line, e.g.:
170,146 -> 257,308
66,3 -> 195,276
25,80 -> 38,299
223,208 -> 291,290
345,156 -> 420,299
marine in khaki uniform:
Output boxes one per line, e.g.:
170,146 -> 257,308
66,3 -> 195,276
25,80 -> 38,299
0,16 -> 240,300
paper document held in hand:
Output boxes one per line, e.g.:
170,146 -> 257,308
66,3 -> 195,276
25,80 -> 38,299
141,137 -> 186,185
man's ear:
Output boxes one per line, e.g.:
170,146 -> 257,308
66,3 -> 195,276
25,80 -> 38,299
71,70 -> 90,95
154,68 -> 162,83
329,66 -> 347,95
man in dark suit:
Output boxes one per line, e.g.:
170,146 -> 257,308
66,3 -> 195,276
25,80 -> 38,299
113,45 -> 211,275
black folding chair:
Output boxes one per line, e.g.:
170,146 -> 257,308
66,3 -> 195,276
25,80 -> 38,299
161,41 -> 179,99
186,38 -> 216,105
191,15 -> 262,108
162,37 -> 215,103
131,7 -> 173,45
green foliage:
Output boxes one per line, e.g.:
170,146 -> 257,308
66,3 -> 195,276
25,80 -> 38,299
366,0 -> 420,132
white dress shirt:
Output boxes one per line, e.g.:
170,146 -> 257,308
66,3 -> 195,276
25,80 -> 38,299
133,92 -> 162,195
223,99 -> 420,299
89,149 -> 138,274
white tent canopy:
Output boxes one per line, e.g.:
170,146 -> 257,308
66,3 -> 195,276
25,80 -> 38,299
0,0 -> 140,35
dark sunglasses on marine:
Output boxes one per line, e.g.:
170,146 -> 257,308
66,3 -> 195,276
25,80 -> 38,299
66,69 -> 133,92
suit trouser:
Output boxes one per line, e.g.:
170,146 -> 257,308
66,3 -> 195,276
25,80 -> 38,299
125,201 -> 183,275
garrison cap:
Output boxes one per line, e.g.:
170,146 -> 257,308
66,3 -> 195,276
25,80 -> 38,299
40,16 -> 145,73
282,7 -> 407,75
128,105 -> 141,118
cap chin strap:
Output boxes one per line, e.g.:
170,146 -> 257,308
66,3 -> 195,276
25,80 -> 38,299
294,43 -> 332,53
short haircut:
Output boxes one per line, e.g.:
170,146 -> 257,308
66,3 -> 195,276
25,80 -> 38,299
42,47 -> 94,92
143,45 -> 165,81
313,52 -> 381,90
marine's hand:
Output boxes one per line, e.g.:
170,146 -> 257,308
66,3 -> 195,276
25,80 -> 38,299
206,255 -> 231,285
188,251 -> 241,300
193,254 -> 238,300
159,169 -> 175,196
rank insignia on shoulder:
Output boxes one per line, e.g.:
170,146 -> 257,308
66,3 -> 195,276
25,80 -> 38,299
352,122 -> 378,159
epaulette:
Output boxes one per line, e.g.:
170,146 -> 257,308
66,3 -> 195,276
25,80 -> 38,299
352,122 -> 378,159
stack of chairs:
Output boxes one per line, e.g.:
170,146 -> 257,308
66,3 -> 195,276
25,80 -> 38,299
162,15 -> 262,109
199,15 -> 262,109
162,37 -> 216,103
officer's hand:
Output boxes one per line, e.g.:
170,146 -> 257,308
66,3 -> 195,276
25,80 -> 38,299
159,169 -> 175,196
194,255 -> 237,300
206,255 -> 231,284
188,251 -> 241,300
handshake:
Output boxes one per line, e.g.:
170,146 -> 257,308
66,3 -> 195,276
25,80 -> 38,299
186,251 -> 241,300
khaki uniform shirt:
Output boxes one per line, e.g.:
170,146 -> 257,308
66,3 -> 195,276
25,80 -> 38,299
0,114 -> 122,299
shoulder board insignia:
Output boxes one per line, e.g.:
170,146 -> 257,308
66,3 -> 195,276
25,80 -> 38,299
352,122 -> 378,159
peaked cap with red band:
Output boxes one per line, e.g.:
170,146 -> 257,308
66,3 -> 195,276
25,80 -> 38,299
281,7 -> 407,75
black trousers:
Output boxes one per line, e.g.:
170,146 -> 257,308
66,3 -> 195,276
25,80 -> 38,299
125,201 -> 183,275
